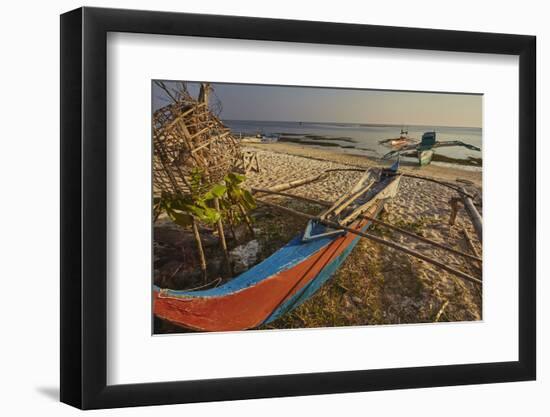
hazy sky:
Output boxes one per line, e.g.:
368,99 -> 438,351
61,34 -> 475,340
153,81 -> 482,128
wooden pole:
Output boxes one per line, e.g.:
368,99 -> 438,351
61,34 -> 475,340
265,168 -> 373,193
462,226 -> 483,270
267,172 -> 328,192
360,214 -> 482,263
227,209 -> 238,241
198,83 -> 211,106
461,186 -> 483,242
319,170 -> 371,219
401,173 -> 475,198
251,187 -> 332,206
191,217 -> 207,282
320,180 -> 374,219
434,300 -> 449,322
237,202 -> 255,236
213,198 -> 232,274
448,197 -> 462,226
257,199 -> 482,285
252,188 -> 481,263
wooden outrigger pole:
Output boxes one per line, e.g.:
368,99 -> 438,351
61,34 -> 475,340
400,173 -> 476,199
253,187 -> 482,263
460,186 -> 483,242
257,198 -> 481,285
253,163 -> 481,285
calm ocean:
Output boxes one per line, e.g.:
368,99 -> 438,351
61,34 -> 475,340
224,120 -> 482,164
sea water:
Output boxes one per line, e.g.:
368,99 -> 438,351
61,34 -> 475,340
224,120 -> 482,165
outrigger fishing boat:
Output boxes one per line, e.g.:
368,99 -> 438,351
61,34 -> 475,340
154,162 -> 402,332
154,159 -> 483,332
382,131 -> 481,166
379,128 -> 416,148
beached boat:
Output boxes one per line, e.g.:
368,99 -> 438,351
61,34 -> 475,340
383,131 -> 481,166
261,133 -> 279,143
379,128 -> 417,148
153,163 -> 402,332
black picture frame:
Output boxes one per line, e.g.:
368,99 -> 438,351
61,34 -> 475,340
60,6 -> 536,410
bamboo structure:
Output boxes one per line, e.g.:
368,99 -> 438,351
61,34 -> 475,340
235,151 -> 261,174
153,82 -> 248,280
153,85 -> 242,196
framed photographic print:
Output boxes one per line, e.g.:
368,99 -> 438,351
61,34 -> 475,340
60,6 -> 536,409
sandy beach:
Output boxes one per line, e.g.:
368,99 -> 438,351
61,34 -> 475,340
154,142 -> 482,332
152,81 -> 485,334
242,142 -> 482,327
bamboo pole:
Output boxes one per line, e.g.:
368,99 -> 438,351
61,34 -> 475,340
252,188 -> 481,263
320,170 -> 371,219
434,300 -> 449,322
267,172 -> 328,192
213,198 -> 232,274
257,199 -> 482,285
320,179 -> 374,219
448,197 -> 462,225
189,126 -> 211,140
462,226 -> 481,258
265,168 -> 374,194
461,186 -> 483,242
251,187 -> 333,206
360,214 -> 482,262
237,202 -> 255,236
462,226 -> 483,270
191,132 -> 231,154
164,104 -> 206,132
401,173 -> 475,198
191,217 -> 207,282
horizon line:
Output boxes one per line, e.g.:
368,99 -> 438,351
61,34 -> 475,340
221,119 -> 482,130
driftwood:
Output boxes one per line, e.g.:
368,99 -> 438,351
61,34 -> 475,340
460,186 -> 483,242
257,199 -> 482,285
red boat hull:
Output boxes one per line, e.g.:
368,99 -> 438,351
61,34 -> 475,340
154,215 -> 373,332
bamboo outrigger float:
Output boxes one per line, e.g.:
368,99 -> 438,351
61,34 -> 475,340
153,160 -> 482,332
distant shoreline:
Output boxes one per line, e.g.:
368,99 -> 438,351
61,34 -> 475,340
228,120 -> 483,168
